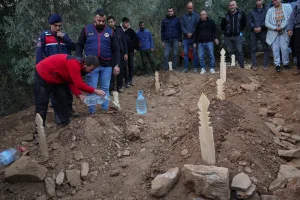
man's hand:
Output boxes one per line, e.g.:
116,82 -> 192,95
288,30 -> 293,37
124,54 -> 128,61
94,89 -> 106,97
78,94 -> 85,103
151,48 -> 154,52
187,33 -> 192,38
276,27 -> 282,32
193,43 -> 197,49
56,31 -> 65,38
179,42 -> 182,47
215,39 -> 219,45
256,27 -> 262,33
162,42 -> 164,48
113,66 -> 120,75
254,28 -> 258,33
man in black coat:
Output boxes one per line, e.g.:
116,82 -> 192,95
121,17 -> 140,87
107,16 -> 128,92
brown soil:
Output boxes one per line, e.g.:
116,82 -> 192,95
1,63 -> 300,200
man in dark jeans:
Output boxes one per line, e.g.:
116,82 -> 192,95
136,21 -> 157,75
221,0 -> 247,68
161,7 -> 182,71
107,16 -> 128,93
249,0 -> 269,71
121,17 -> 139,87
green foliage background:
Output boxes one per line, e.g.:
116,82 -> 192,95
0,0 -> 270,116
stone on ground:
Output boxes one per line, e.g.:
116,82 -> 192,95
273,177 -> 300,200
287,158 -> 300,169
247,193 -> 261,200
231,172 -> 252,192
278,148 -> 300,159
56,171 -> 65,185
36,195 -> 47,200
4,156 -> 47,183
150,167 -> 180,197
236,184 -> 256,199
66,170 -> 81,187
74,151 -> 84,161
164,89 -> 177,96
240,83 -> 260,91
21,133 -> 34,141
260,195 -> 280,200
81,162 -> 89,180
45,177 -> 56,197
182,164 -> 230,200
277,165 -> 300,181
269,176 -> 287,192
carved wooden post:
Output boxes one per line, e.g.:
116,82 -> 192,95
112,91 -> 121,110
35,113 -> 49,159
231,55 -> 236,67
216,79 -> 225,100
220,48 -> 227,82
168,61 -> 173,71
198,93 -> 215,165
155,71 -> 160,92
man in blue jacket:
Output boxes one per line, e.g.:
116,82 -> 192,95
161,7 -> 182,71
136,21 -> 156,75
181,1 -> 199,73
76,8 -> 120,114
35,14 -> 78,124
249,0 -> 269,71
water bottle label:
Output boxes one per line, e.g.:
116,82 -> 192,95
1,149 -> 17,165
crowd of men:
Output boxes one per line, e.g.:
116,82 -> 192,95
33,0 -> 300,131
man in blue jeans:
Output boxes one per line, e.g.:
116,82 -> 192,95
181,1 -> 199,73
161,7 -> 182,71
76,8 -> 120,113
193,10 -> 219,74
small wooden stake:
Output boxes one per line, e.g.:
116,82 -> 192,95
155,71 -> 160,92
168,61 -> 173,71
198,93 -> 215,165
35,113 -> 49,160
220,48 -> 227,82
231,54 -> 236,66
216,79 -> 225,100
112,91 -> 121,110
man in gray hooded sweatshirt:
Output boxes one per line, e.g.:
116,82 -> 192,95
288,0 -> 300,74
181,1 -> 199,73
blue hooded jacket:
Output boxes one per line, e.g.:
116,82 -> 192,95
136,29 -> 154,50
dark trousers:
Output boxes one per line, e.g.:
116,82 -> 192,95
34,71 -> 70,125
295,29 -> 300,68
224,36 -> 245,67
124,51 -> 134,84
250,31 -> 269,67
50,87 -> 73,115
110,55 -> 126,90
139,50 -> 156,74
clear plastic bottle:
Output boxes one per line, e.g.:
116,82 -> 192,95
0,147 -> 21,167
84,94 -> 109,106
136,90 -> 147,115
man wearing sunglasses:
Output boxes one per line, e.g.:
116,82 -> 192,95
35,14 -> 78,125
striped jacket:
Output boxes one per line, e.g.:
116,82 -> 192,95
265,3 -> 293,45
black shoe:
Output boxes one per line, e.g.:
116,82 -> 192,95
283,65 -> 290,71
276,65 -> 281,72
54,114 -> 62,125
70,109 -> 80,118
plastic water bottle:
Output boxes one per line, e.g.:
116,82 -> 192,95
0,147 -> 21,167
84,94 -> 109,106
136,90 -> 147,115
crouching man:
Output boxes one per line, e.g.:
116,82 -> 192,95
34,54 -> 105,126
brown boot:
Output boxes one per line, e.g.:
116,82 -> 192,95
294,69 -> 300,75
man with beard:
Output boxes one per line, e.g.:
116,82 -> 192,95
221,1 -> 247,68
107,16 -> 128,93
36,14 -> 78,124
76,8 -> 120,114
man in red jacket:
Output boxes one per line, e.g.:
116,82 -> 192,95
35,54 -> 105,126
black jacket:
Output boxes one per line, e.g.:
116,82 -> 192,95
248,6 -> 268,32
123,27 -> 140,52
76,25 -> 120,67
114,26 -> 128,55
221,9 -> 247,37
193,18 -> 218,43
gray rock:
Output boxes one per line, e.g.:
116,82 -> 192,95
236,184 -> 256,199
126,125 -> 140,140
21,134 -> 34,141
74,151 -> 83,161
250,176 -> 259,184
278,165 -> 300,181
4,156 -> 47,183
110,169 -> 120,177
240,83 -> 260,91
123,150 -> 130,156
231,172 -> 252,192
45,177 -> 56,197
164,89 -> 177,96
56,171 -> 65,185
258,108 -> 268,117
247,193 -> 260,200
244,166 -> 252,174
66,170 -> 81,187
181,149 -> 188,156
182,164 -> 230,200
260,195 -> 280,200
278,148 -> 300,158
271,118 -> 286,126
291,135 -> 300,141
269,176 -> 287,192
150,167 -> 180,197
287,158 -> 300,169
81,162 -> 89,180
36,194 -> 47,200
